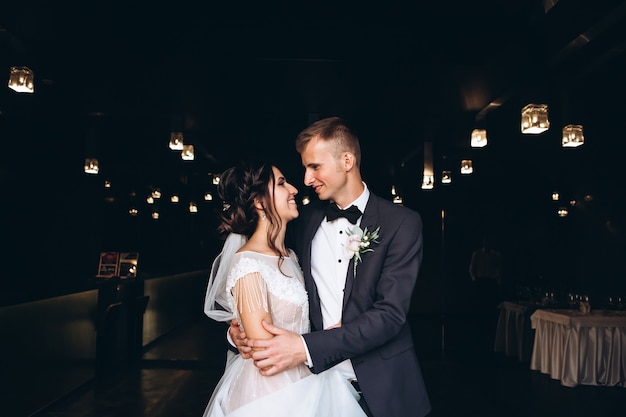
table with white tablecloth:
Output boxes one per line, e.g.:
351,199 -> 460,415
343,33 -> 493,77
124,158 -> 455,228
530,308 -> 626,387
494,301 -> 537,362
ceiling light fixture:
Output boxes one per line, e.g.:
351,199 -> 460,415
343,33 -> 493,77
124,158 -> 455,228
470,129 -> 487,148
84,158 -> 99,174
422,142 -> 434,190
461,160 -> 473,174
169,132 -> 184,150
421,175 -> 434,190
181,145 -> 194,160
169,114 -> 184,150
561,124 -> 584,147
521,103 -> 550,134
8,66 -> 34,93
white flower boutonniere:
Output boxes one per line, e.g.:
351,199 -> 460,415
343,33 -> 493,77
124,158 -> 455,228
345,225 -> 381,276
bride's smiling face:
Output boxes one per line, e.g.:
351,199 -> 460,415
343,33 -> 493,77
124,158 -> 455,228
270,166 -> 299,222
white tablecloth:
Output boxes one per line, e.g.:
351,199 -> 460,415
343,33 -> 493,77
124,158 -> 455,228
494,301 -> 536,361
530,309 -> 626,387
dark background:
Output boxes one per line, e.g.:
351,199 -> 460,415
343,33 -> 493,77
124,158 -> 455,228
1,0 -> 625,306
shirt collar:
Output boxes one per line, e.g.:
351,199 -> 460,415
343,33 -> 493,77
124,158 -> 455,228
335,182 -> 370,213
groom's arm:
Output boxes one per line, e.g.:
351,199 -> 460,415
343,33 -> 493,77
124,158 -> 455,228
230,318 -> 316,367
249,207 -> 423,375
246,321 -> 309,375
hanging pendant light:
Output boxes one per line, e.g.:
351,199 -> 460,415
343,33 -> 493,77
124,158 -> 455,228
8,66 -> 35,93
421,174 -> 434,190
169,132 -> 184,150
181,145 -> 194,160
169,114 -> 184,150
422,141 -> 434,190
84,158 -> 99,174
521,103 -> 550,134
461,160 -> 473,174
470,129 -> 487,148
561,124 -> 584,147
442,171 -> 452,184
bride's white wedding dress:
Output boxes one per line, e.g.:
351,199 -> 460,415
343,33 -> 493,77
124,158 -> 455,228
202,251 -> 366,417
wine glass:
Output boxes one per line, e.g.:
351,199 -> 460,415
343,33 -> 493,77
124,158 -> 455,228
607,296 -> 615,310
568,292 -> 576,310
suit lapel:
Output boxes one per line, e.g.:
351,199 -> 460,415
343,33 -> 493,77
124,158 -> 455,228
302,205 -> 327,267
302,203 -> 328,330
342,194 -> 380,309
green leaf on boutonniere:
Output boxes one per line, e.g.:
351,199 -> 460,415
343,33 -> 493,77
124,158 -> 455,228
345,226 -> 381,276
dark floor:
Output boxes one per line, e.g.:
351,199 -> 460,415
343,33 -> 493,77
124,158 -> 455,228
34,314 -> 626,417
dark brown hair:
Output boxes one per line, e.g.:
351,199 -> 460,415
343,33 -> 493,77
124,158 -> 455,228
216,160 -> 287,266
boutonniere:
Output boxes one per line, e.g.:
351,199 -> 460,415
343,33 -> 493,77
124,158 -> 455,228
345,225 -> 381,276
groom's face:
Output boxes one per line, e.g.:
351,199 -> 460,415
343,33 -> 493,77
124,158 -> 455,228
300,136 -> 347,203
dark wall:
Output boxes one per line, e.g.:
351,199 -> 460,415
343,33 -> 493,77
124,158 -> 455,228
2,59 -> 626,309
0,104 -> 221,306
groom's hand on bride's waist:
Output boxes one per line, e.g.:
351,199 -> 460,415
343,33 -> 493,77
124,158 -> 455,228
229,318 -> 252,359
248,320 -> 308,376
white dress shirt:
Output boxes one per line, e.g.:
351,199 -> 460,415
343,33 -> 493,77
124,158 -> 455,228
305,183 -> 370,380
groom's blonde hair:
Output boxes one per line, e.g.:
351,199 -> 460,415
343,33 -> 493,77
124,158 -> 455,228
295,116 -> 362,167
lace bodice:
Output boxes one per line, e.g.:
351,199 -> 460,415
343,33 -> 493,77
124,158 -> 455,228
226,251 -> 309,335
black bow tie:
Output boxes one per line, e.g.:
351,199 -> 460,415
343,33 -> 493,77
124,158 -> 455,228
326,204 -> 362,224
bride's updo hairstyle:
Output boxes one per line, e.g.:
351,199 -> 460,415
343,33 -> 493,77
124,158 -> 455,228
216,160 -> 286,258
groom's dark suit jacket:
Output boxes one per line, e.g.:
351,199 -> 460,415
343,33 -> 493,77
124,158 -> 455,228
289,192 -> 431,417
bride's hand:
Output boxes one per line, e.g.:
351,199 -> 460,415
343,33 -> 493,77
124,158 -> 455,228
325,321 -> 341,329
229,318 -> 252,359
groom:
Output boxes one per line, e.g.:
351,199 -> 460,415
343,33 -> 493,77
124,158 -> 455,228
233,117 -> 431,417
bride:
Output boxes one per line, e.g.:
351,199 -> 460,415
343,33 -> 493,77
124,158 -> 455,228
202,160 -> 366,417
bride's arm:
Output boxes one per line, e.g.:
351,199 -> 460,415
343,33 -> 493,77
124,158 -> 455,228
233,272 -> 273,345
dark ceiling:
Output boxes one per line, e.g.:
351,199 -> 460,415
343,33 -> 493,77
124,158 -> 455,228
3,1 -> 626,304
2,0 -> 626,206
